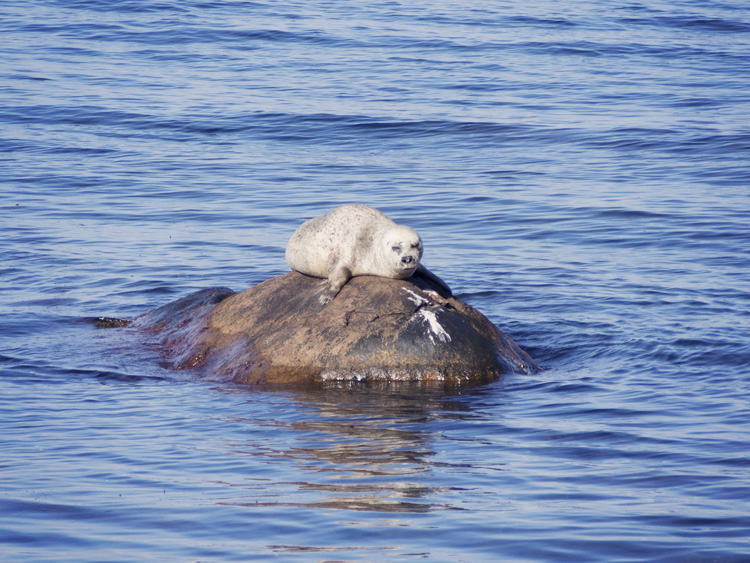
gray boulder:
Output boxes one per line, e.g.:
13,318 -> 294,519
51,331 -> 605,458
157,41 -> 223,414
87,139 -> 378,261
133,272 -> 539,387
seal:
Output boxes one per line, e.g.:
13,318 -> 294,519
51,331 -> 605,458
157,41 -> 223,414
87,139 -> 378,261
286,204 -> 451,304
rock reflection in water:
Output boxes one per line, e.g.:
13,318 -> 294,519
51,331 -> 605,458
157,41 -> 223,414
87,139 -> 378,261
217,385 -> 475,513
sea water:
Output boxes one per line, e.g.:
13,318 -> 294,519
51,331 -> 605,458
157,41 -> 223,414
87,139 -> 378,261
2,0 -> 749,561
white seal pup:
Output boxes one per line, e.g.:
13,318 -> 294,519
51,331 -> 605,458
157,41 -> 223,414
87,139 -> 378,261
286,204 -> 451,304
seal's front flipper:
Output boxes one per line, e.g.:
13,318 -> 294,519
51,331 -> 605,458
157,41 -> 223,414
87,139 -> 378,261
414,264 -> 452,297
321,263 -> 352,305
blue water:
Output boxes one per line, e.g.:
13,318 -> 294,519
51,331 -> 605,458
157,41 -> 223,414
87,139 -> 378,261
2,0 -> 750,561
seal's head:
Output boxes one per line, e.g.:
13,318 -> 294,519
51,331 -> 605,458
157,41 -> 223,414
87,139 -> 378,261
381,225 -> 423,278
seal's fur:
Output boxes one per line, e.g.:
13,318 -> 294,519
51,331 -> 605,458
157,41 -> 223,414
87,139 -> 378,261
286,204 -> 450,304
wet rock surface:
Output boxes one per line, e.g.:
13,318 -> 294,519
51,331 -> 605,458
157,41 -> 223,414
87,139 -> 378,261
133,272 -> 539,387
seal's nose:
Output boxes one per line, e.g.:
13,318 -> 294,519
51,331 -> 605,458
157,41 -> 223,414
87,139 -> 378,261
401,256 -> 414,265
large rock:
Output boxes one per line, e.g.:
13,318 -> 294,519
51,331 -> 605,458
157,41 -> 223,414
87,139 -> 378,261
133,272 -> 539,387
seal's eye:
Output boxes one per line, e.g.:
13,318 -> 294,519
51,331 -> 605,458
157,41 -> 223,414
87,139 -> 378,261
411,243 -> 421,250
391,245 -> 401,254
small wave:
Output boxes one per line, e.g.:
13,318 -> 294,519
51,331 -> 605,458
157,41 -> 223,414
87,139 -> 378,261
51,0 -> 191,14
622,14 -> 750,34
504,15 -> 579,28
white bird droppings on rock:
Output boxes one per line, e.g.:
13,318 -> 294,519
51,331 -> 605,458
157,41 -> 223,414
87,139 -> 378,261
418,309 -> 452,343
402,288 -> 430,306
